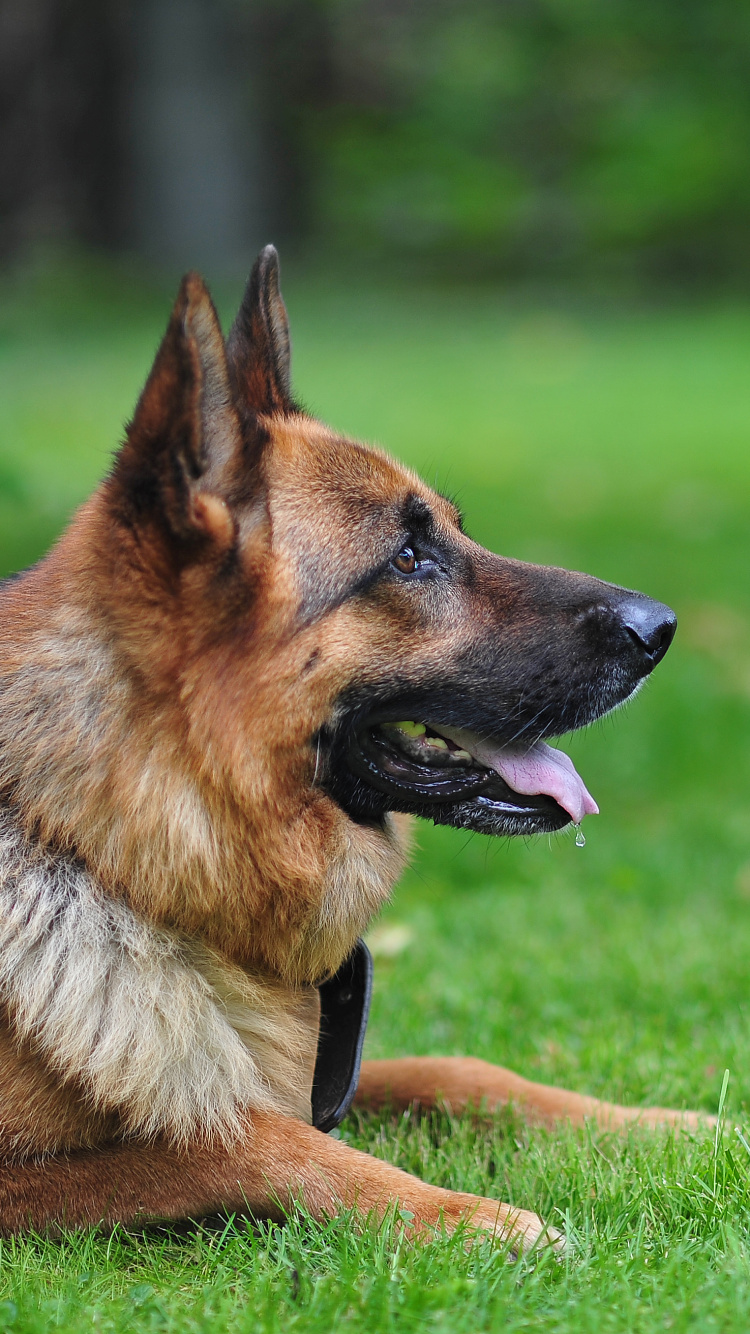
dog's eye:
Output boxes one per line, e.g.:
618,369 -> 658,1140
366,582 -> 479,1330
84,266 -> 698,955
391,540 -> 445,580
393,545 -> 418,575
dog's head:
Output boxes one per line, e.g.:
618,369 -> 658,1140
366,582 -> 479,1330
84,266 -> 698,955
103,247 -> 674,847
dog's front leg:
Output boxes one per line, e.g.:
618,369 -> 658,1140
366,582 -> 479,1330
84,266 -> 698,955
0,1111 -> 558,1251
357,1058 -> 712,1131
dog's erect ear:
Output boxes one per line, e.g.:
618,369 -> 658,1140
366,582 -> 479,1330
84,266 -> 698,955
226,244 -> 293,415
113,272 -> 241,549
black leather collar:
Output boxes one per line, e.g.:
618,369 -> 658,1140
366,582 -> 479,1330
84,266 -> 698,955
311,939 -> 373,1133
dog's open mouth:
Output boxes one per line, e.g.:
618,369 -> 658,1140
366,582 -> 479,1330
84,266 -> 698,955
345,719 -> 598,832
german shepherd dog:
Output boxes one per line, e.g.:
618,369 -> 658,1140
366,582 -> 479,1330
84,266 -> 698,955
0,248 -> 701,1251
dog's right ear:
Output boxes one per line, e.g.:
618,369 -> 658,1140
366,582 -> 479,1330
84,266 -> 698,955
110,272 -> 242,551
226,245 -> 294,415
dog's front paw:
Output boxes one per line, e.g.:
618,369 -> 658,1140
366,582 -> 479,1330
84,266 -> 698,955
451,1196 -> 564,1257
492,1202 -> 564,1258
616,1104 -> 716,1133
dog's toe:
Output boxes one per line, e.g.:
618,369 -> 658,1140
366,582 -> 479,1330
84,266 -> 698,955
470,1200 -> 565,1257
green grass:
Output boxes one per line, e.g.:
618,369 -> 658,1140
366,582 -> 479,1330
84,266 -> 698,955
3,262 -> 750,1328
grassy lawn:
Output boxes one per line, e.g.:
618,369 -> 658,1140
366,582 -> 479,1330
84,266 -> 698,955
2,263 -> 750,1329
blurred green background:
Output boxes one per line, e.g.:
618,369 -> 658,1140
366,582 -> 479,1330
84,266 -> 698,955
4,0 -> 750,285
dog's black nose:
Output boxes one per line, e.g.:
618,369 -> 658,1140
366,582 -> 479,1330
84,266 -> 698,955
615,595 -> 676,671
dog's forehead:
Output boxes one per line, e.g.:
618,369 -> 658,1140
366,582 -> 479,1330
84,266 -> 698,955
264,416 -> 459,529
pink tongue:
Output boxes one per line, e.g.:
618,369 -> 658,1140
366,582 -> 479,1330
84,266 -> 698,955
436,728 -> 599,825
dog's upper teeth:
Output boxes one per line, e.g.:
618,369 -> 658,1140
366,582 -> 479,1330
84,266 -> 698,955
381,723 -> 473,762
383,721 -> 426,737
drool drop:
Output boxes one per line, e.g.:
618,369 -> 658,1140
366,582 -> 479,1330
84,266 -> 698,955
574,825 -> 586,848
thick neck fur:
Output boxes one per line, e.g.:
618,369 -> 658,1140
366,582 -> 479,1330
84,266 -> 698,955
0,801 -> 324,1153
0,491 -> 407,985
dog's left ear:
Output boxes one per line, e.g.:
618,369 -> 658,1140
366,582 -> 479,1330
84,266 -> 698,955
112,272 -> 241,551
226,244 -> 294,415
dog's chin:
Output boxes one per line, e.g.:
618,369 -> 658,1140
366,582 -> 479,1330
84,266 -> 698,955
322,718 -> 584,837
